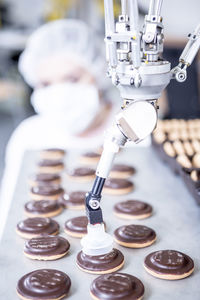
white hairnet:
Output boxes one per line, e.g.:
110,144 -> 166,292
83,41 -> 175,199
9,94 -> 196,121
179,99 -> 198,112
19,19 -> 105,88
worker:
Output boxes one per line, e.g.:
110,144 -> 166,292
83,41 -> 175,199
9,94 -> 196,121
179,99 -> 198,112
0,19 -> 119,239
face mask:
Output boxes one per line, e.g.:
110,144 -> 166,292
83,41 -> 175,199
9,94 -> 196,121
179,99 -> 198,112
31,83 -> 100,134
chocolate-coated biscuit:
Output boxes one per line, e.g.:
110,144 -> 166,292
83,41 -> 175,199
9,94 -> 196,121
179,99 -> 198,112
173,140 -> 185,155
37,159 -> 64,174
144,250 -> 194,280
176,154 -> 192,168
114,224 -> 156,248
163,142 -> 176,157
183,141 -> 194,156
114,200 -> 152,220
80,151 -> 101,165
24,236 -> 70,260
64,216 -> 89,238
30,185 -> 64,201
104,178 -> 134,195
67,167 -> 95,182
16,217 -> 59,239
109,164 -> 135,179
40,148 -> 66,160
90,273 -> 144,300
28,173 -> 61,187
192,153 -> 200,167
77,248 -> 124,274
60,191 -> 86,209
17,269 -> 71,300
153,131 -> 166,144
24,200 -> 63,218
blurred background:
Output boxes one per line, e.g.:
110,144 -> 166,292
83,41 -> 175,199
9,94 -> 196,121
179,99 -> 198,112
0,0 -> 200,182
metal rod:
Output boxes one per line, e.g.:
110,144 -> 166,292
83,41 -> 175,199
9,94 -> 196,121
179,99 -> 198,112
128,0 -> 141,68
121,0 -> 128,15
91,176 -> 106,195
104,0 -> 115,35
129,0 -> 139,31
154,0 -> 163,16
148,0 -> 156,15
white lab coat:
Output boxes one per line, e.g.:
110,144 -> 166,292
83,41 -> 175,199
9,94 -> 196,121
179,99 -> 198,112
0,114 -> 105,239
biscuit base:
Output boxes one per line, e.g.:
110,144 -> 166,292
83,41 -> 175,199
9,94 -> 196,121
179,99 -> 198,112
17,290 -> 67,300
28,178 -> 61,187
16,229 -> 59,239
79,156 -> 100,165
90,291 -> 143,300
67,174 -> 95,183
64,228 -> 85,238
24,207 -> 63,218
103,186 -> 133,195
114,237 -> 156,248
76,259 -> 124,275
114,211 -> 152,220
66,204 -> 85,210
109,170 -> 133,179
40,152 -> 65,160
30,193 -> 62,201
23,250 -> 69,261
37,165 -> 64,174
143,264 -> 194,280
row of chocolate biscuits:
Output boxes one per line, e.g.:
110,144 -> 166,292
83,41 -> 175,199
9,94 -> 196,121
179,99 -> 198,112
16,148 -> 194,300
16,148 -> 73,300
153,119 -> 200,203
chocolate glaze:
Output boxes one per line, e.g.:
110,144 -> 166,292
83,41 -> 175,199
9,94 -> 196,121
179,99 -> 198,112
24,236 -> 70,256
31,185 -> 63,196
114,200 -> 152,216
114,225 -> 156,244
65,216 -> 88,234
105,178 -> 133,189
90,273 -> 144,300
17,217 -> 59,235
30,173 -> 60,184
77,248 -> 124,272
111,164 -> 135,174
17,269 -> 71,299
82,152 -> 101,158
25,200 -> 61,214
61,191 -> 86,207
144,250 -> 194,275
38,159 -> 64,167
68,167 -> 95,177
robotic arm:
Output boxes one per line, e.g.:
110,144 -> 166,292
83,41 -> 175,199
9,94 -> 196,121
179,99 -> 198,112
81,0 -> 200,256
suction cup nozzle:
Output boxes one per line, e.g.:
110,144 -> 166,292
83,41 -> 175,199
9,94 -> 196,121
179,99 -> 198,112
81,223 -> 113,256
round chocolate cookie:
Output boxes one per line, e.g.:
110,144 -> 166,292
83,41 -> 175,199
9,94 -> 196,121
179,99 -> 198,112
109,164 -> 136,179
60,191 -> 86,209
30,185 -> 64,201
104,178 -> 134,195
144,250 -> 194,280
67,167 -> 95,182
90,273 -> 144,300
77,248 -> 124,274
80,151 -> 101,165
24,200 -> 63,218
40,148 -> 66,160
16,217 -> 59,239
24,236 -> 70,260
64,216 -> 88,238
114,200 -> 152,220
17,269 -> 71,300
114,224 -> 156,248
37,159 -> 64,174
29,173 -> 61,187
